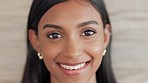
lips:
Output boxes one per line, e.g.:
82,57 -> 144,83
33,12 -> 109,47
57,61 -> 90,76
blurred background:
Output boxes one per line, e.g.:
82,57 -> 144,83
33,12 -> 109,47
0,0 -> 148,83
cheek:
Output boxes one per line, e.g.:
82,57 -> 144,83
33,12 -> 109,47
91,45 -> 103,73
39,35 -> 63,61
88,43 -> 103,62
85,36 -> 104,58
40,43 -> 63,70
84,40 -> 104,70
42,44 -> 62,59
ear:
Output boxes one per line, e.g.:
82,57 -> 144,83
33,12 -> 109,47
28,29 -> 41,52
103,24 -> 111,49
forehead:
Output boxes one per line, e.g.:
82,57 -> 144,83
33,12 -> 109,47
39,0 -> 102,27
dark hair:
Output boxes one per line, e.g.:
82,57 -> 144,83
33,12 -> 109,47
22,0 -> 116,83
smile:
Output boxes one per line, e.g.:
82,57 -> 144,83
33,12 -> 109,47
60,62 -> 86,70
57,61 -> 90,76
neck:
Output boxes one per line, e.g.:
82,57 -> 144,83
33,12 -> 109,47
51,74 -> 97,83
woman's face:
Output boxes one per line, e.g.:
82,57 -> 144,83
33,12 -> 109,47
29,1 -> 110,83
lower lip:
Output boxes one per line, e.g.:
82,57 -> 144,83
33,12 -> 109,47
57,61 -> 90,76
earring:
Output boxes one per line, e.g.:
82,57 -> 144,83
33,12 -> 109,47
37,52 -> 43,60
103,49 -> 106,56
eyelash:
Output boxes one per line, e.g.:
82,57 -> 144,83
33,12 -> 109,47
81,29 -> 96,36
47,32 -> 63,39
47,29 -> 96,39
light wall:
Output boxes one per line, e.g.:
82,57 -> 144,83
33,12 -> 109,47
0,0 -> 148,83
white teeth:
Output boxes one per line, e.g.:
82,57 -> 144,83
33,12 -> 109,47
60,62 -> 86,70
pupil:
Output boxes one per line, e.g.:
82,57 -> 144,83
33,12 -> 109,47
53,33 -> 58,38
85,30 -> 92,36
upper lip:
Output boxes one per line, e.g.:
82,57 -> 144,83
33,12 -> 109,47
57,60 -> 90,66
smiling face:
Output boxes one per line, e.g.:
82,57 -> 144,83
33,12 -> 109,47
29,0 -> 111,83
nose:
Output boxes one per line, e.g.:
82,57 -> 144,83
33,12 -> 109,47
63,38 -> 83,59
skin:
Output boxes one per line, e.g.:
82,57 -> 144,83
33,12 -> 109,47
29,0 -> 111,83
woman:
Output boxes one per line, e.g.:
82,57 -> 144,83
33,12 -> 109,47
22,0 -> 116,83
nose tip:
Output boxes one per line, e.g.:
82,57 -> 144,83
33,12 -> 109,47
64,49 -> 83,59
63,40 -> 83,59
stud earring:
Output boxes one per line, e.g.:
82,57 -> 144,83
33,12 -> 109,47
103,49 -> 106,56
37,52 -> 43,60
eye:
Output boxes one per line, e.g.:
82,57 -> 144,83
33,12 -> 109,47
47,32 -> 63,39
81,29 -> 96,36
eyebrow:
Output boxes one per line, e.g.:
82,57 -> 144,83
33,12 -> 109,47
42,20 -> 99,30
77,20 -> 99,28
43,24 -> 63,30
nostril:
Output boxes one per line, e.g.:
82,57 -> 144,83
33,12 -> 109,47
63,49 -> 83,59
